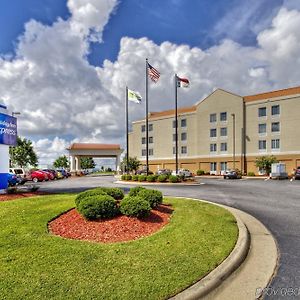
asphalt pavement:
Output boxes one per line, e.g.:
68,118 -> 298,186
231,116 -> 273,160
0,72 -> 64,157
34,176 -> 300,299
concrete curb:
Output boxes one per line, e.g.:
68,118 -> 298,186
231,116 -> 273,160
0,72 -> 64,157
169,198 -> 278,300
113,180 -> 201,186
169,198 -> 250,300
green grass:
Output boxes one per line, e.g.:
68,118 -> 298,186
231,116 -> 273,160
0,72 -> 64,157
0,195 -> 238,300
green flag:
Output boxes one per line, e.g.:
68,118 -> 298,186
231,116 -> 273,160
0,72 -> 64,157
128,89 -> 142,104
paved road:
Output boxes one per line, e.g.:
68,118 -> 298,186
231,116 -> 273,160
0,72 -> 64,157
35,176 -> 300,299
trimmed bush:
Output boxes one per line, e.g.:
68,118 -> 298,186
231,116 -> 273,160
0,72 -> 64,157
157,175 -> 168,182
169,175 -> 178,183
196,169 -> 205,176
132,175 -> 139,181
138,189 -> 163,208
75,188 -> 108,207
102,187 -> 124,200
128,186 -> 146,197
77,194 -> 118,220
247,172 -> 255,177
125,175 -> 132,181
121,174 -> 126,180
138,175 -> 147,182
120,196 -> 151,218
147,175 -> 156,182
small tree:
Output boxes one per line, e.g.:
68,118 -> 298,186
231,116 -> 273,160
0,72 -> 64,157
80,157 -> 96,170
255,155 -> 278,175
9,136 -> 38,168
53,155 -> 69,169
120,156 -> 141,173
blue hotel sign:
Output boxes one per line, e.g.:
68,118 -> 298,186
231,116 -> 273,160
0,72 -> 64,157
0,113 -> 17,146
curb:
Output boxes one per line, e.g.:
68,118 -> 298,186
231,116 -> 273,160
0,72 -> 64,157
169,198 -> 250,300
169,198 -> 278,300
113,180 -> 201,186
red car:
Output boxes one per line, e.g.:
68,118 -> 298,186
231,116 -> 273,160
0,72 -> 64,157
42,170 -> 55,180
29,170 -> 48,183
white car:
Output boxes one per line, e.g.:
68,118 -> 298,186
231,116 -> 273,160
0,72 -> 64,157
172,169 -> 192,177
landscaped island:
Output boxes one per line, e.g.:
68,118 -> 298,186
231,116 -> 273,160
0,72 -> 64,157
0,189 -> 238,299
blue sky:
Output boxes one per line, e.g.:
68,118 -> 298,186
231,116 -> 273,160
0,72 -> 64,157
0,0 -> 285,65
0,0 -> 299,165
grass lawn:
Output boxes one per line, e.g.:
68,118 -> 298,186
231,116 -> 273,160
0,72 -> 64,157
0,194 -> 238,300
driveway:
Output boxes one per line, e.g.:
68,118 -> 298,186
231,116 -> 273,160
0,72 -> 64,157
35,176 -> 300,299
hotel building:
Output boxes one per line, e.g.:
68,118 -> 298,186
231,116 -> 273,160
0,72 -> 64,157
128,86 -> 300,175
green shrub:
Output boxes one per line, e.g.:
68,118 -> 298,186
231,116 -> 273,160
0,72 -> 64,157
138,189 -> 163,208
132,175 -> 139,181
121,174 -> 126,180
196,169 -> 205,176
147,175 -> 156,182
169,175 -> 178,183
102,187 -> 124,200
125,175 -> 132,181
77,195 -> 118,220
120,196 -> 151,218
75,188 -> 108,207
138,175 -> 147,182
247,172 -> 255,177
128,186 -> 146,197
157,175 -> 168,182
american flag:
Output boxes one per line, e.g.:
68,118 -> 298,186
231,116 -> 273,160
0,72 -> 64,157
147,62 -> 160,83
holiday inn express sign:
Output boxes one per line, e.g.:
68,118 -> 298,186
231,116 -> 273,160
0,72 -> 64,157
0,113 -> 17,146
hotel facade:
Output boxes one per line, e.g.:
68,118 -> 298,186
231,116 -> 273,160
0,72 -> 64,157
128,86 -> 300,175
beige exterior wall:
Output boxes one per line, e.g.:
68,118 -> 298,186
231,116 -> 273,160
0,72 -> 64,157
128,88 -> 300,175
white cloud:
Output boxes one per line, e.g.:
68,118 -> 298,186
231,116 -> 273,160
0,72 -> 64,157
0,1 -> 300,164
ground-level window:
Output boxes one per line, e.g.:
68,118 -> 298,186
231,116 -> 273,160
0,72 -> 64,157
220,162 -> 227,171
210,162 -> 217,171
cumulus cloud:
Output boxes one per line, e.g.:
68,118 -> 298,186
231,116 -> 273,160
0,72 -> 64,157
0,1 -> 300,165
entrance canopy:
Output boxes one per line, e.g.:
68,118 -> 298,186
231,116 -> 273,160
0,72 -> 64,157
67,143 -> 123,172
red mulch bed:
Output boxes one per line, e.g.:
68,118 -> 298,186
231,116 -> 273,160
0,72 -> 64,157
49,205 -> 173,243
0,192 -> 50,202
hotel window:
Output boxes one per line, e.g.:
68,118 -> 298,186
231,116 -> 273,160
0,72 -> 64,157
220,112 -> 227,122
172,120 -> 177,128
210,143 -> 217,152
258,123 -> 267,134
210,113 -> 217,123
173,134 -> 176,142
181,146 -> 187,154
142,149 -> 147,156
141,125 -> 146,132
149,149 -> 154,156
149,124 -> 153,131
173,147 -> 176,155
210,128 -> 217,138
258,107 -> 267,117
181,119 -> 187,127
142,137 -> 146,144
220,142 -> 227,152
220,127 -> 227,137
181,132 -> 187,141
220,162 -> 227,171
271,105 -> 280,116
210,162 -> 217,172
258,140 -> 266,150
271,122 -> 280,132
271,139 -> 280,149
149,137 -> 153,144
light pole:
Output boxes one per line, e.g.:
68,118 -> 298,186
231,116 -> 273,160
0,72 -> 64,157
231,113 -> 236,170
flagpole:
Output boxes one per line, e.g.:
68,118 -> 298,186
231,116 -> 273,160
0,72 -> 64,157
125,86 -> 129,174
145,58 -> 149,175
175,74 -> 179,175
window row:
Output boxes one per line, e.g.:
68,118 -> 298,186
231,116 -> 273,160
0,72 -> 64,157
141,149 -> 154,156
258,139 -> 280,150
210,142 -> 228,152
173,132 -> 187,141
141,124 -> 153,132
173,146 -> 187,154
210,162 -> 228,172
142,137 -> 153,144
210,127 -> 227,138
258,122 -> 280,134
173,118 -> 187,128
258,105 -> 280,117
210,112 -> 227,123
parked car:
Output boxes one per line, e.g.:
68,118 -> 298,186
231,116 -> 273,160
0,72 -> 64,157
136,169 -> 153,175
57,169 -> 69,178
43,169 -> 59,180
56,170 -> 65,179
9,168 -> 27,178
223,170 -> 242,179
42,170 -> 55,180
29,170 -> 47,183
172,169 -> 192,177
294,167 -> 300,180
156,169 -> 172,176
7,173 -> 18,186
